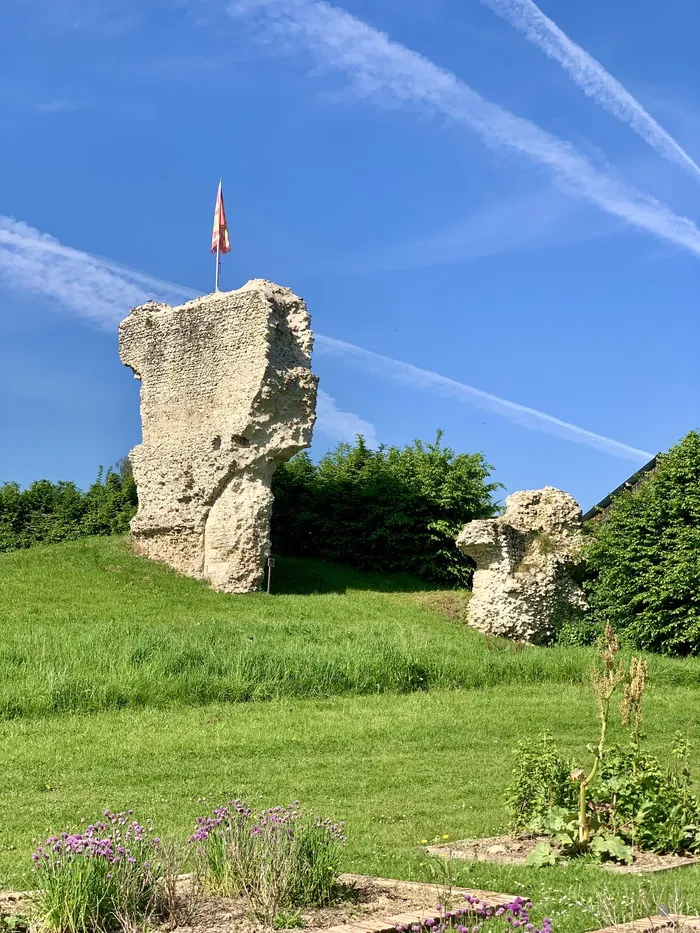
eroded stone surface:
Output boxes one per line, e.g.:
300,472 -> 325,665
119,279 -> 317,593
456,487 -> 588,643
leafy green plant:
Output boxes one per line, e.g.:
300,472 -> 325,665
525,841 -> 558,868
597,737 -> 700,854
272,909 -> 305,929
585,431 -> 700,656
507,628 -> 629,848
0,915 -> 30,933
533,806 -> 633,865
537,806 -> 580,849
589,830 -> 634,864
506,733 -> 577,834
508,626 -> 700,864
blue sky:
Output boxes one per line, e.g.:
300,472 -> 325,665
1,0 -> 698,510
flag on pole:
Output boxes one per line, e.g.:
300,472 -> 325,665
211,180 -> 231,255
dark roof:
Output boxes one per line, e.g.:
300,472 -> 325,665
582,454 -> 660,522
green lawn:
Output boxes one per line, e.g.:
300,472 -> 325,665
2,538 -> 700,930
2,537 -> 700,721
2,688 -> 700,928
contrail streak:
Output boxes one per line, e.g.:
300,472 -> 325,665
0,216 -> 195,327
225,0 -> 700,259
478,0 -> 700,181
316,335 -> 652,463
0,215 -> 650,462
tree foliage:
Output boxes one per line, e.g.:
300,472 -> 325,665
0,460 -> 137,552
271,432 -> 500,586
585,431 -> 700,655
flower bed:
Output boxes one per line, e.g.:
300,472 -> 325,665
7,797 -> 526,933
165,874 -> 523,933
1,873 -> 522,933
6,873 -> 700,933
425,837 -> 700,874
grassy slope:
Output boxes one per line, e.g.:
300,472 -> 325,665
2,538 -> 700,929
3,537 -> 700,721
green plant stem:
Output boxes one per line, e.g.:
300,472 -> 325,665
579,690 -> 612,844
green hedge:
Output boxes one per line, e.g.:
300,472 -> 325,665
271,432 -> 500,586
0,463 -> 137,552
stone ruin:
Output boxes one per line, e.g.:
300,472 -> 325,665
119,279 -> 318,593
456,487 -> 588,644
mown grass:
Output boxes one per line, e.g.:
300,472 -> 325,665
3,537 -> 700,721
2,686 -> 700,929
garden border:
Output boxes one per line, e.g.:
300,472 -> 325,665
320,875 -> 520,933
593,916 -> 700,933
4,876 -> 699,933
1,876 -> 520,933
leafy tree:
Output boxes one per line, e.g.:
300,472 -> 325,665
585,431 -> 700,655
272,431 -> 500,586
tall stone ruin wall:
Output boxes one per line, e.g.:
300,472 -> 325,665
119,279 -> 318,593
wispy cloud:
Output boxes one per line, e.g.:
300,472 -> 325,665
316,335 -> 652,463
477,0 -> 700,182
316,389 -> 379,447
224,0 -> 700,260
0,216 -> 195,327
34,100 -> 84,113
147,55 -> 236,76
0,216 -> 649,462
347,186 -> 614,273
30,0 -> 138,36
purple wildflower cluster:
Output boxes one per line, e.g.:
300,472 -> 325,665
394,895 -> 553,933
32,809 -> 160,869
189,800 -> 252,844
189,799 -> 346,847
190,798 -> 347,918
32,810 -> 164,933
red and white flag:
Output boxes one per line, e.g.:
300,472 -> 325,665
211,180 -> 231,255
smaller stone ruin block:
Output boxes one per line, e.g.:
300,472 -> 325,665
456,486 -> 588,643
119,279 -> 318,593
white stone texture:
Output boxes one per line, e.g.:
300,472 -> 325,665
119,279 -> 318,593
456,486 -> 588,643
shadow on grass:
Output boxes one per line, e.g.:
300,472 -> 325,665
271,555 -> 434,595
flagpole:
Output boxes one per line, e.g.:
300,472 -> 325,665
213,177 -> 227,292
214,177 -> 222,292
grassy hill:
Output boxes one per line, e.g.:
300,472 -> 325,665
4,537 -> 700,723
3,537 -> 700,927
